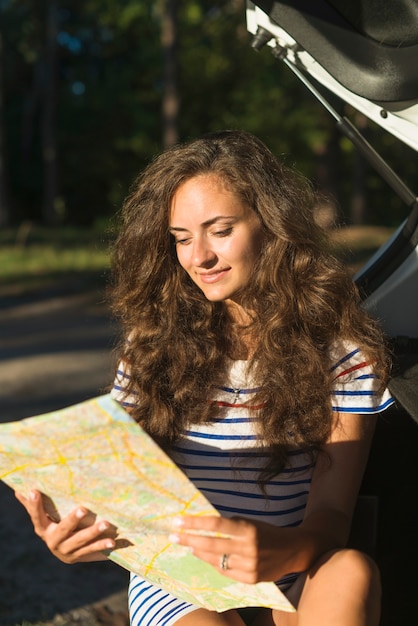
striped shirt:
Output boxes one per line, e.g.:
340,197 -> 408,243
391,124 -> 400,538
111,341 -> 393,624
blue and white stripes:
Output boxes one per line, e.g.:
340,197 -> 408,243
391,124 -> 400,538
330,344 -> 394,413
129,577 -> 197,626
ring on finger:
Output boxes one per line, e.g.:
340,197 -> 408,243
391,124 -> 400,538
220,553 -> 229,571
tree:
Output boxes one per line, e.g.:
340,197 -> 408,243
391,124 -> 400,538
0,25 -> 11,226
41,0 -> 59,224
1,0 -> 414,227
0,1 -> 15,227
160,0 -> 179,148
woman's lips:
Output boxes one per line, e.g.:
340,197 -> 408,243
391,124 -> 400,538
198,268 -> 230,284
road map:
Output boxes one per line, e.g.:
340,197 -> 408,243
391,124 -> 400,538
0,394 -> 294,613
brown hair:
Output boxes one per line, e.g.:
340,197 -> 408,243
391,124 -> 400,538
110,130 -> 390,479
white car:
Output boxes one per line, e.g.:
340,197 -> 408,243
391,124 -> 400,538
246,3 -> 418,624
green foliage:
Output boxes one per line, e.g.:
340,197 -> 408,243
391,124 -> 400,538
0,224 -> 112,295
1,0 -> 416,227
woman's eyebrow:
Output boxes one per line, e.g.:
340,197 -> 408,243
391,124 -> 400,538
169,216 -> 238,232
168,226 -> 189,233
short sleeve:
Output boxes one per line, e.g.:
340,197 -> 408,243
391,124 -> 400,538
330,341 -> 394,414
110,360 -> 139,410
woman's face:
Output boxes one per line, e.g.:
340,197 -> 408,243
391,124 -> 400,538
169,174 -> 264,305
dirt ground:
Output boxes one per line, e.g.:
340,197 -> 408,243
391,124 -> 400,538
0,288 -> 130,626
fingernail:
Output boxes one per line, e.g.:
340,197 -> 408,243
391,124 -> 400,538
171,517 -> 184,528
29,490 -> 38,502
168,533 -> 180,543
76,508 -> 86,519
99,522 -> 109,532
105,540 -> 115,549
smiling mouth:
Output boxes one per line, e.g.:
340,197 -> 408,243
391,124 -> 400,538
198,268 -> 230,284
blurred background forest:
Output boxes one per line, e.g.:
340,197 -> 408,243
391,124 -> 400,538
0,0 -> 417,242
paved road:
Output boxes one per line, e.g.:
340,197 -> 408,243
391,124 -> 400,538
0,290 -> 129,625
0,291 -> 118,420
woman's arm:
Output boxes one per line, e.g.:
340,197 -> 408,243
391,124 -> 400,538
170,412 -> 377,584
284,411 -> 377,572
15,489 -> 116,564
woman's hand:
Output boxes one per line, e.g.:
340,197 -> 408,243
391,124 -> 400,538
15,490 -> 117,564
169,515 -> 300,585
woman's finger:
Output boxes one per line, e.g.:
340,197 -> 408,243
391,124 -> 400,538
171,515 -> 258,555
52,530 -> 117,563
48,515 -> 116,553
15,489 -> 59,537
15,490 -> 116,563
173,514 -> 248,538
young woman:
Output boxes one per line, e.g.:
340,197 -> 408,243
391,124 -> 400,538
17,130 -> 393,626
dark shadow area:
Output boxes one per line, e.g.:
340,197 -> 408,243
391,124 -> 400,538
0,269 -> 110,307
360,403 -> 418,626
0,483 -> 129,625
388,337 -> 418,423
0,293 -> 115,362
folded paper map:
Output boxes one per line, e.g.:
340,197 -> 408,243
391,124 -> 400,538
0,394 -> 294,613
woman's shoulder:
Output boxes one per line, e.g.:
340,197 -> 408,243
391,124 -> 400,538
328,339 -> 367,379
328,339 -> 394,414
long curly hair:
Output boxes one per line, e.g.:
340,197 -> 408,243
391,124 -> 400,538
110,130 -> 390,479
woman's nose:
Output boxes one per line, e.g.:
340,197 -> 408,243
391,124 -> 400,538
191,237 -> 216,266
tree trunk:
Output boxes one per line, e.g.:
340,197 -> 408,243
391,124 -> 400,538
161,0 -> 179,149
41,0 -> 59,225
350,113 -> 368,225
313,122 -> 341,229
0,29 -> 11,226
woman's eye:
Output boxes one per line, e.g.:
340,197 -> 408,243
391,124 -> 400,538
213,228 -> 233,237
175,238 -> 191,245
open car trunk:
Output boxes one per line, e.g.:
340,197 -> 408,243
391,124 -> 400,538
245,4 -> 418,624
246,0 -> 418,421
